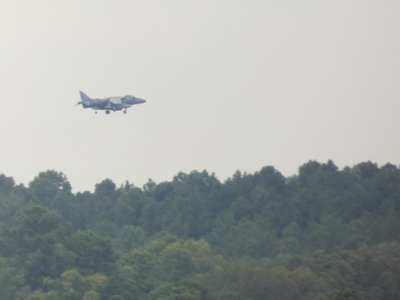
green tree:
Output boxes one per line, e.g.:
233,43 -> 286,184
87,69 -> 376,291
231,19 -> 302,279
67,230 -> 115,275
114,225 -> 147,250
0,174 -> 15,195
0,206 -> 73,288
147,282 -> 210,300
32,268 -> 108,300
0,256 -> 30,300
28,171 -> 72,205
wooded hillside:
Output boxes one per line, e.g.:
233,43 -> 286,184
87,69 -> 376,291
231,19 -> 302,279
0,160 -> 399,299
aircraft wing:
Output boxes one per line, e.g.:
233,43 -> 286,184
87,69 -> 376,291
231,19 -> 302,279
108,97 -> 122,104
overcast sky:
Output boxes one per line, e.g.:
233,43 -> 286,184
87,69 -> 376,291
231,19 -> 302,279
0,0 -> 399,191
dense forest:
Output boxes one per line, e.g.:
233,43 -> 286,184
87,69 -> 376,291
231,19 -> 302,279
0,160 -> 399,300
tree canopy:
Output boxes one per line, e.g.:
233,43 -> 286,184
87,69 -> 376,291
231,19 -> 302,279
0,161 -> 399,299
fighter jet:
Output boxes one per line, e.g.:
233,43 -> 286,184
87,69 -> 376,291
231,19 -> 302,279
75,91 -> 146,114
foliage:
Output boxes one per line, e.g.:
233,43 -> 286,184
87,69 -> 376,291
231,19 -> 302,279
0,160 -> 399,299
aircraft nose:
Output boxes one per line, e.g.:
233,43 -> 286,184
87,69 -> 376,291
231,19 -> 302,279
125,97 -> 146,105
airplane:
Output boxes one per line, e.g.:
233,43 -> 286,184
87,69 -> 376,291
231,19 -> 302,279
75,91 -> 146,114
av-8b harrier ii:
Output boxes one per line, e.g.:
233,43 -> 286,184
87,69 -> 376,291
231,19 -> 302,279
75,91 -> 146,114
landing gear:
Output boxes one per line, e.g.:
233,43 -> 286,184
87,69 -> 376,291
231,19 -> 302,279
105,110 -> 111,114
123,109 -> 127,114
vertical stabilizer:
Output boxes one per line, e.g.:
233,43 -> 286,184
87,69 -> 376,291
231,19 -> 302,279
79,91 -> 91,107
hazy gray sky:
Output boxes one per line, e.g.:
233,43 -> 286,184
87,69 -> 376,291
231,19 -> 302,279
0,0 -> 399,191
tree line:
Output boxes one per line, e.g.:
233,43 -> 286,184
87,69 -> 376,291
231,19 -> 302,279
0,160 -> 399,299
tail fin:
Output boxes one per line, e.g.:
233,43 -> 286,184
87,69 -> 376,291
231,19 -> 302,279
79,91 -> 91,107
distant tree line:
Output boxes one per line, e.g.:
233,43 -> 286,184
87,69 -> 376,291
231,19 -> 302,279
0,160 -> 399,299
